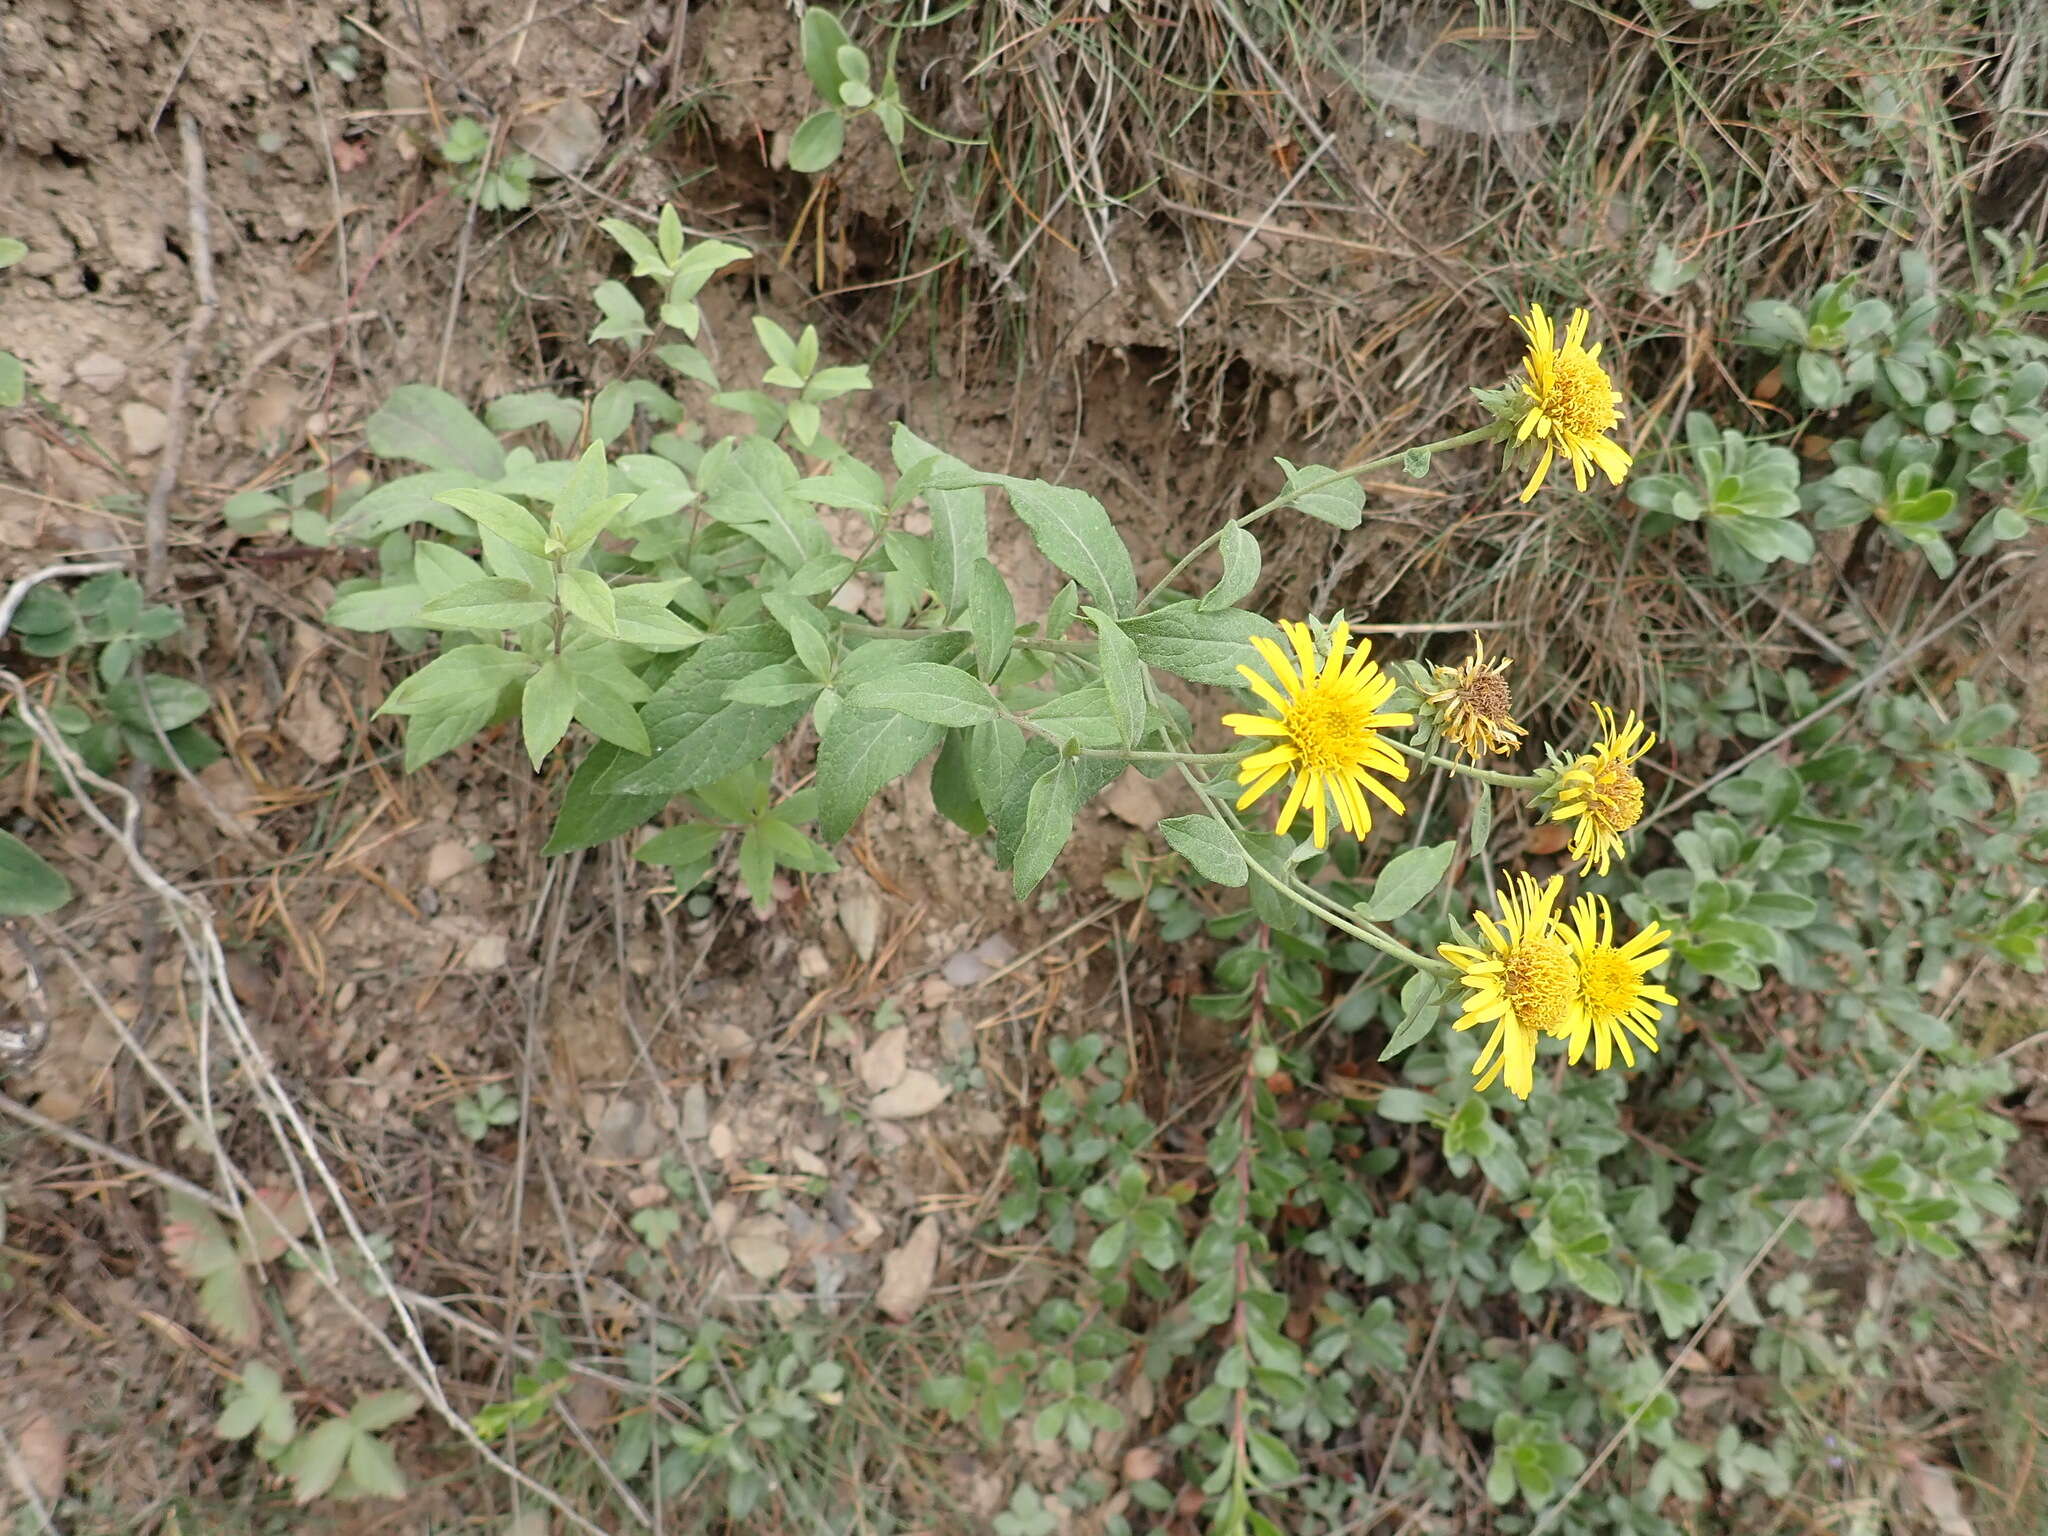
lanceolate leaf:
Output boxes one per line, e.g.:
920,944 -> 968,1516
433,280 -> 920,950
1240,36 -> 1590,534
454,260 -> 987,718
1361,841 -> 1458,921
433,487 -> 547,553
1275,458 -> 1365,529
0,830 -> 73,915
1158,815 -> 1248,887
1121,602 -> 1283,688
329,470 -> 479,543
1000,479 -> 1138,615
925,466 -> 1137,614
321,577 -> 425,630
844,663 -> 996,727
613,627 -> 810,798
817,705 -> 945,841
1203,524 -> 1262,612
930,730 -> 988,835
967,558 -> 1016,681
1086,608 -> 1147,745
521,659 -> 577,768
700,437 -> 829,570
544,742 -> 665,855
1379,972 -> 1448,1063
1012,759 -> 1082,897
379,646 -> 536,716
419,577 -> 552,631
893,426 -> 987,616
365,385 -> 505,480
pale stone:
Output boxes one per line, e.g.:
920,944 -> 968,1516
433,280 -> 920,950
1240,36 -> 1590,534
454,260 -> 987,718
121,401 -> 169,456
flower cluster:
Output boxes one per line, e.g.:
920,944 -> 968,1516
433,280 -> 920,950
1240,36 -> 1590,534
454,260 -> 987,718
1222,619 -> 1670,1100
1438,874 -> 1674,1100
1215,299 -> 1663,1099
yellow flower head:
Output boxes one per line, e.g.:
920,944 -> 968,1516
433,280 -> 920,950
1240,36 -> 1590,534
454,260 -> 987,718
1507,304 -> 1632,502
1224,619 -> 1412,849
1437,872 -> 1582,1100
1550,703 -> 1655,877
1422,636 -> 1527,761
1562,894 -> 1676,1072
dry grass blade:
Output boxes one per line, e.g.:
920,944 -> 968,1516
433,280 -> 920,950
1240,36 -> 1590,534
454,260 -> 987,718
142,111 -> 218,595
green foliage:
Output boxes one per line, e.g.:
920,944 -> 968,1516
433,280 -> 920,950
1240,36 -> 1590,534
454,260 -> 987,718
216,1361 -> 298,1454
922,655 -> 2035,1532
315,212 -> 1334,920
471,1357 -> 570,1441
159,1190 -> 313,1348
1628,414 -> 1811,578
275,1390 -> 421,1503
604,1320 -> 850,1521
214,1345 -> 419,1503
0,830 -> 71,916
1639,243 -> 2048,581
439,116 -> 535,211
789,7 -> 912,171
0,233 -> 24,405
1741,276 -> 1900,410
295,203 -> 2039,1534
453,1081 -> 520,1141
0,572 -> 220,779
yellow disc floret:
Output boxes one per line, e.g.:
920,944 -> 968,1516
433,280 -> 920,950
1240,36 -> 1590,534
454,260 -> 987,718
1224,620 -> 1413,849
1506,303 -> 1633,502
1550,702 -> 1655,877
1437,872 -> 1584,1100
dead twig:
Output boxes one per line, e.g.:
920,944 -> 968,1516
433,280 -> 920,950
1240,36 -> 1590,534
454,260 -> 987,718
0,674 -> 632,1536
143,112 -> 218,595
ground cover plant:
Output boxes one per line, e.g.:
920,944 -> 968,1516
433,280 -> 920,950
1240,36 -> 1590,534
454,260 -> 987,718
1,3 -> 2045,1534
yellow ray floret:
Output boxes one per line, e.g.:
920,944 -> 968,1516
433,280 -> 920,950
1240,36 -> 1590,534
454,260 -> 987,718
1422,635 -> 1527,761
1508,303 -> 1633,502
1561,894 -> 1676,1072
1223,619 -> 1413,849
1550,702 -> 1655,877
1437,872 -> 1583,1101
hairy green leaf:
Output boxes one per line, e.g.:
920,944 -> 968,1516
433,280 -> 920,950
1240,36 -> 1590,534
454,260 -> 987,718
366,385 -> 505,479
1159,816 -> 1248,886
845,662 -> 996,726
816,705 -> 945,841
1361,841 -> 1457,921
0,831 -> 72,916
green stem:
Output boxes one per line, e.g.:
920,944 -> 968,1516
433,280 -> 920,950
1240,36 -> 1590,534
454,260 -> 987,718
1173,762 -> 1451,976
1140,425 -> 1496,613
846,622 -> 1095,656
1244,849 -> 1449,973
1389,735 -> 1546,789
1076,747 -> 1239,765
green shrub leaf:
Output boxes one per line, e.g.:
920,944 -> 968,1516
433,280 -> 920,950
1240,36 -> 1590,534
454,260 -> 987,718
1159,816 -> 1248,887
817,705 -> 945,841
365,385 -> 505,479
1361,841 -> 1457,921
845,662 -> 996,726
0,831 -> 72,916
